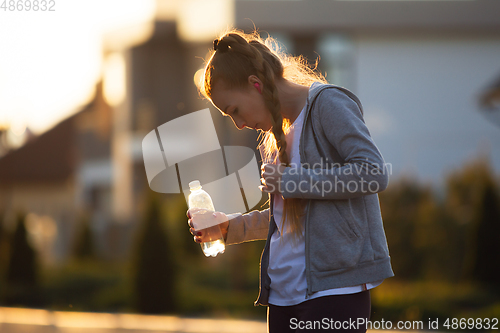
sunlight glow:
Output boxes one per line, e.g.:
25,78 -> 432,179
103,53 -> 127,107
0,0 -> 156,134
177,0 -> 234,42
194,68 -> 205,90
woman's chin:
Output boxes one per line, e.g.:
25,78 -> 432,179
260,124 -> 272,131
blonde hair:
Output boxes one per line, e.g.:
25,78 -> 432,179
199,29 -> 327,240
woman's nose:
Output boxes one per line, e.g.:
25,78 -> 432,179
233,117 -> 247,130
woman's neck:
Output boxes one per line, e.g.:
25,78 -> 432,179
275,79 -> 310,124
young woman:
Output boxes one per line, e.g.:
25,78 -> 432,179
187,30 -> 394,332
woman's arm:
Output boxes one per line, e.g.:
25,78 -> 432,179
225,208 -> 270,245
281,88 -> 389,200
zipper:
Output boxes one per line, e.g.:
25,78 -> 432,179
304,199 -> 313,298
301,84 -> 319,299
266,193 -> 275,291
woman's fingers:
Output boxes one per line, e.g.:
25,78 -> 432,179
190,224 -> 204,245
190,227 -> 202,236
261,163 -> 284,176
187,209 -> 201,243
186,210 -> 193,231
188,210 -> 228,243
260,164 -> 281,184
259,185 -> 271,193
260,163 -> 287,194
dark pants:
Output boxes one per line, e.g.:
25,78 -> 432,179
267,290 -> 371,333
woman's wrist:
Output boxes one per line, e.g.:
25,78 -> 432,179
220,220 -> 230,242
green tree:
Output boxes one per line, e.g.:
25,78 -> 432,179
444,156 -> 500,283
72,214 -> 96,261
471,180 -> 500,286
133,193 -> 176,314
0,212 -> 6,298
162,194 -> 198,258
0,212 -> 6,267
3,213 -> 42,306
379,177 -> 428,280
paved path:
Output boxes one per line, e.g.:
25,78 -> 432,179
0,307 -> 433,333
0,306 -> 267,333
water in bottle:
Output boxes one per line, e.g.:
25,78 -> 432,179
188,180 -> 225,257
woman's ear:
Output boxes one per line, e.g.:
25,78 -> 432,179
254,82 -> 261,94
248,75 -> 262,93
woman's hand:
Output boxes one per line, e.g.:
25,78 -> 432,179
187,209 -> 229,243
259,163 -> 286,194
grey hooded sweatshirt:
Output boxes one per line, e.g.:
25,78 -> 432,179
225,82 -> 394,306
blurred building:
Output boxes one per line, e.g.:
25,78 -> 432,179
1,0 -> 499,263
0,128 -> 8,157
480,75 -> 500,110
0,82 -> 113,262
230,0 -> 500,184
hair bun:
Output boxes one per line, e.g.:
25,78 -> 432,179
214,38 -> 230,52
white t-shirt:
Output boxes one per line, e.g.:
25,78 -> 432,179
267,105 -> 383,306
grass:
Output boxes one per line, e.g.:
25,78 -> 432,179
371,279 -> 500,331
40,259 -> 133,312
11,259 -> 497,331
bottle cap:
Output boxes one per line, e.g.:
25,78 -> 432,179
189,180 -> 201,189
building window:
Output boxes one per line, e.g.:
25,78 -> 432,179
318,33 -> 355,90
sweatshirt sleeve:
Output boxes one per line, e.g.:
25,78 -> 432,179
281,88 -> 389,200
225,208 -> 270,245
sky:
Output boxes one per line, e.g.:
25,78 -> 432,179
0,0 -> 156,135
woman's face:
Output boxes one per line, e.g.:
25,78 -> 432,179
210,80 -> 273,132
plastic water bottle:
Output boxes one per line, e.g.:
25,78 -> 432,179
188,180 -> 225,257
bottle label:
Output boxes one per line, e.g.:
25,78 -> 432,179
190,208 -> 228,230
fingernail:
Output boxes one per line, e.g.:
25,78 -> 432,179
197,232 -> 202,236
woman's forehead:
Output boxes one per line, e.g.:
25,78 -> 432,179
211,81 -> 248,100
210,86 -> 232,112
